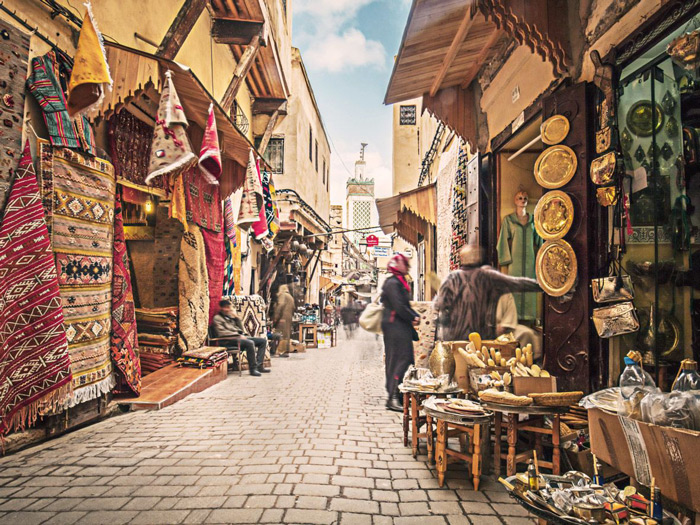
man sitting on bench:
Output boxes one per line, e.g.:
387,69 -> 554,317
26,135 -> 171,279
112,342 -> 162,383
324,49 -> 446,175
212,299 -> 270,377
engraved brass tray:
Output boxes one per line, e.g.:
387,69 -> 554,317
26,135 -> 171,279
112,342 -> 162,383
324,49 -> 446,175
534,145 -> 577,189
534,190 -> 574,241
536,239 -> 578,297
626,100 -> 663,137
541,115 -> 570,145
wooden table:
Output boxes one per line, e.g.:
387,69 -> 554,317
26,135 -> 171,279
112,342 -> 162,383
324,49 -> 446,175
399,387 -> 464,458
484,403 -> 569,477
422,403 -> 492,490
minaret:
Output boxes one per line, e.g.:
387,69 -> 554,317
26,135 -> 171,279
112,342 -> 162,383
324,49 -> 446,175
346,143 -> 375,248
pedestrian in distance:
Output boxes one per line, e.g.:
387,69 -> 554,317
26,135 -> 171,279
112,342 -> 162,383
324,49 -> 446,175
381,253 -> 420,412
212,299 -> 270,376
271,284 -> 295,358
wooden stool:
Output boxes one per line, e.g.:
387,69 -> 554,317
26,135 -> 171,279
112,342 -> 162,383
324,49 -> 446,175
423,406 -> 492,490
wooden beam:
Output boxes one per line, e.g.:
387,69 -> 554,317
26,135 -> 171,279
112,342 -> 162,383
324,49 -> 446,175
252,97 -> 287,115
220,33 -> 263,113
429,6 -> 475,97
257,109 -> 280,156
460,26 -> 501,89
211,17 -> 264,45
157,0 -> 208,60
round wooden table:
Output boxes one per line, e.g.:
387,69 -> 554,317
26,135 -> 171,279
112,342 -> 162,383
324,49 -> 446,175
422,402 -> 492,490
483,402 -> 569,477
398,386 -> 464,458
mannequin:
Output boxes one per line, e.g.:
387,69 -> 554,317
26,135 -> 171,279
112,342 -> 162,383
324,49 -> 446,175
496,190 -> 542,321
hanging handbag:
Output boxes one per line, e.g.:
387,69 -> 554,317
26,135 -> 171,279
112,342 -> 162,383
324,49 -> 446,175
359,298 -> 383,334
592,302 -> 640,338
591,259 -> 635,303
590,151 -> 618,185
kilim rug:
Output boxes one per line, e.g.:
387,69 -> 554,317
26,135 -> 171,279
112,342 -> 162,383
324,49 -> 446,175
183,167 -> 222,233
0,143 -> 72,435
450,147 -> 469,270
110,192 -> 141,396
0,21 -> 30,214
39,139 -> 116,406
153,205 -> 184,308
222,196 -> 236,296
411,301 -> 438,369
238,150 -> 263,229
178,224 -> 209,353
201,228 -> 224,324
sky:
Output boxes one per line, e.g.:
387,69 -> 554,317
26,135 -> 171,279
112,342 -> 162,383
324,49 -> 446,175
292,0 -> 412,205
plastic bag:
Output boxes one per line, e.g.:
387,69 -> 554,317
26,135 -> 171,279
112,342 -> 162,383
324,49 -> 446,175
639,390 -> 700,430
618,386 -> 658,419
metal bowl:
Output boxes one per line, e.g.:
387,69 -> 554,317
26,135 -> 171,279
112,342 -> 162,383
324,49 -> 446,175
572,503 -> 606,522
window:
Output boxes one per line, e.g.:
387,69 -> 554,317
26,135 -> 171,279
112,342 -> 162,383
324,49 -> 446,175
265,137 -> 284,174
399,105 -> 416,125
322,159 -> 326,185
309,126 -> 313,162
315,140 -> 319,172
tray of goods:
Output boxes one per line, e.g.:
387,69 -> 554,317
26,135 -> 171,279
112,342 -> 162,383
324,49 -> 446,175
529,391 -> 584,407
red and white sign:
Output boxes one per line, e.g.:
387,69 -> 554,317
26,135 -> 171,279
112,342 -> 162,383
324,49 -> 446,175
366,234 -> 379,247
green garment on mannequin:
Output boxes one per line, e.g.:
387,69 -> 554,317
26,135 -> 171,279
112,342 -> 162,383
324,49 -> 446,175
496,213 -> 542,321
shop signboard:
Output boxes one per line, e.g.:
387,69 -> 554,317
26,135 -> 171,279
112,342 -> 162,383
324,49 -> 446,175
366,235 -> 379,247
372,246 -> 390,257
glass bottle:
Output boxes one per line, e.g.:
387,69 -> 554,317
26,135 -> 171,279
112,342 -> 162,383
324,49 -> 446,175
527,460 -> 539,491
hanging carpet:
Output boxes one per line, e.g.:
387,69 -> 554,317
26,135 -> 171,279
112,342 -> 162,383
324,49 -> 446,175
237,150 -> 263,229
178,224 -> 209,353
39,140 -> 116,406
0,143 -> 72,435
110,192 -> 141,396
222,196 -> 237,296
411,301 -> 438,369
183,167 -> 222,233
201,228 -> 225,324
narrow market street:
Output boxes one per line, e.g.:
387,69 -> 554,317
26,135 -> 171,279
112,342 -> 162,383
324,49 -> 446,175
0,332 -> 531,525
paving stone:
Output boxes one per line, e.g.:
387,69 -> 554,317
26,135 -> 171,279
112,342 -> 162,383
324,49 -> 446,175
395,517 -> 449,525
399,502 -> 431,515
121,497 -> 162,511
295,496 -> 328,509
340,512 -> 374,525
75,510 -> 138,524
399,489 -> 428,501
182,509 -> 212,524
0,512 -> 57,525
260,508 -> 285,522
330,498 -> 380,514
492,503 -> 531,517
43,511 -> 88,524
294,484 -> 340,497
207,508 -> 264,523
445,515 -> 471,525
128,510 -> 190,524
461,501 -> 496,515
244,495 -> 277,508
284,508 -> 339,524
429,501 -> 464,514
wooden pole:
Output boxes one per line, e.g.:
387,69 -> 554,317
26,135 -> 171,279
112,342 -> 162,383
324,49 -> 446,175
258,109 -> 280,156
157,0 -> 208,60
221,33 -> 263,113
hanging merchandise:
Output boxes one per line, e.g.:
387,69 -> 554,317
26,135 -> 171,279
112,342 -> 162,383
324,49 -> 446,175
596,186 -> 619,206
198,103 -> 222,185
590,151 -> 618,185
262,171 -> 280,239
0,20 -> 29,215
182,167 -> 222,232
237,150 -> 264,229
177,225 -> 209,353
202,228 -> 225,324
671,194 -> 692,251
592,302 -> 640,338
540,115 -> 570,145
145,70 -> 196,185
0,143 -> 73,435
667,28 -> 700,77
66,2 -> 112,117
168,170 -> 189,232
533,190 -> 574,241
222,196 -> 237,296
110,192 -> 141,396
27,51 -> 97,156
250,157 -> 269,240
450,147 -> 469,270
533,145 -> 578,189
626,100 -> 664,137
535,239 -> 578,297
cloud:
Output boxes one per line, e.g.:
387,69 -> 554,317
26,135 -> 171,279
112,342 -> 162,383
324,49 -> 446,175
304,29 -> 386,72
295,0 -> 374,20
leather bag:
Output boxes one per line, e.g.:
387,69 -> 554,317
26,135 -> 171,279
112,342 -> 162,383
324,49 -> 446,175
592,302 -> 640,338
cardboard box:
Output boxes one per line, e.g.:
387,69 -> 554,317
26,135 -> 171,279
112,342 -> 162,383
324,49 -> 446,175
468,366 -> 509,394
588,407 -> 700,513
565,447 -> 621,480
512,375 -> 557,395
290,340 -> 306,353
481,340 -> 519,360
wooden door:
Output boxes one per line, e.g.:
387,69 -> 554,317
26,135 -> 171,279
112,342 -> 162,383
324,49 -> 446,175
541,83 -> 606,393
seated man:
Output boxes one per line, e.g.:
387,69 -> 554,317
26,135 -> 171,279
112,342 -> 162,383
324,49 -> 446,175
212,299 -> 270,376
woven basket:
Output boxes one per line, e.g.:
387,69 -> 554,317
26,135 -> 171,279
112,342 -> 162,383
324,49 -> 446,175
528,391 -> 583,407
479,390 -> 533,406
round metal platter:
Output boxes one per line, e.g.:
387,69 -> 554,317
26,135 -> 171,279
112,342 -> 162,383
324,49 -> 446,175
533,145 -> 578,189
540,115 -> 570,145
534,190 -> 574,241
626,100 -> 664,137
536,239 -> 578,297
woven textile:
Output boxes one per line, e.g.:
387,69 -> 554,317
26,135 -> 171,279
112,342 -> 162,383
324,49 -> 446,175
110,193 -> 141,396
199,104 -> 222,184
0,143 -> 72,435
201,228 -> 224,324
178,225 -> 209,353
153,205 -> 184,308
450,147 -> 469,270
178,346 -> 227,369
183,167 -> 222,233
238,150 -> 263,229
411,301 -> 438,369
0,21 -> 30,213
39,140 -> 116,405
222,196 -> 236,296
251,158 -> 269,240
222,295 -> 270,368
261,171 -> 279,239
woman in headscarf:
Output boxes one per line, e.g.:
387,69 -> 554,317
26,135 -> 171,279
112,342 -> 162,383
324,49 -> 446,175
381,254 -> 419,412
435,244 -> 541,341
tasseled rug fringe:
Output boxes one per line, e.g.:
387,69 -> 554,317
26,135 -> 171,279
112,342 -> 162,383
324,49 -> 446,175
67,374 -> 115,408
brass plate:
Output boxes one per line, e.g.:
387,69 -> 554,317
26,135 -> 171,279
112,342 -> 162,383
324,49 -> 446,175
534,191 -> 574,240
541,115 -> 570,145
626,100 -> 664,137
536,239 -> 578,297
534,145 -> 578,189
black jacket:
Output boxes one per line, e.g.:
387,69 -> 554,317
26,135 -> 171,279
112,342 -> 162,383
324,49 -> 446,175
381,276 -> 418,325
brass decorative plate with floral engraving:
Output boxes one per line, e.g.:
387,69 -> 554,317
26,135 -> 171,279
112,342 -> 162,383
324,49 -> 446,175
540,115 -> 570,145
536,239 -> 578,297
534,190 -> 574,241
534,145 -> 578,189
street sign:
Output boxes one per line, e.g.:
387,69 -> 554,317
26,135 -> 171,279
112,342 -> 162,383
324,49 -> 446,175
372,246 -> 390,257
366,234 -> 379,247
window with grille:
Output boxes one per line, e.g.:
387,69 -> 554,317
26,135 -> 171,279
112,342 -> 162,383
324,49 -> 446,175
399,105 -> 416,125
265,137 -> 284,174
353,201 -> 372,228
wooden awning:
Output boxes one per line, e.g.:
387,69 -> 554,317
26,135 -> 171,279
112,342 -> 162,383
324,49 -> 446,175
386,0 -> 568,104
97,42 -> 264,176
376,183 -> 436,246
385,0 -> 570,145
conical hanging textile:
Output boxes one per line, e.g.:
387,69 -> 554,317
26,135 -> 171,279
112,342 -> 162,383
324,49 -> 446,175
199,103 -> 222,184
145,70 -> 196,185
66,2 -> 112,117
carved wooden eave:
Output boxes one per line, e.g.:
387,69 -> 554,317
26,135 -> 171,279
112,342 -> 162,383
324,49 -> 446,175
422,85 -> 478,153
475,0 -> 569,77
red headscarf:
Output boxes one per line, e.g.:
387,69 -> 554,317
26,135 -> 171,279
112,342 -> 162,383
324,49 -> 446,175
387,253 -> 411,292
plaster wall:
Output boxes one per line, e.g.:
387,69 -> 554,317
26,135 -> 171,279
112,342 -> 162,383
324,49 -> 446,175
392,98 -> 422,194
436,140 -> 459,279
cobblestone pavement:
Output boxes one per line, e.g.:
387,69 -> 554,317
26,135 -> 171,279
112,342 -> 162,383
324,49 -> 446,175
0,331 -> 535,525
